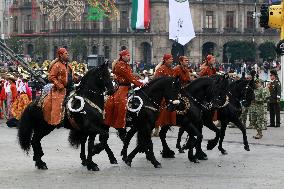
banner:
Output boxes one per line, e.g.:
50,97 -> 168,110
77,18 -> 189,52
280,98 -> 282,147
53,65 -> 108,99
169,0 -> 195,46
131,0 -> 150,30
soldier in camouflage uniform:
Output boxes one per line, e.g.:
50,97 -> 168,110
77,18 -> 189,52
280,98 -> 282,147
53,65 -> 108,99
262,85 -> 270,130
250,79 -> 267,139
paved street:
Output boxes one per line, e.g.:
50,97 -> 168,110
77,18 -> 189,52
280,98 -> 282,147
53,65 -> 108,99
0,118 -> 284,189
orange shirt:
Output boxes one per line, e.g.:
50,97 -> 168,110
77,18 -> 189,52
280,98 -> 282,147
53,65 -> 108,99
199,64 -> 216,77
114,60 -> 142,87
174,65 -> 191,85
154,64 -> 176,78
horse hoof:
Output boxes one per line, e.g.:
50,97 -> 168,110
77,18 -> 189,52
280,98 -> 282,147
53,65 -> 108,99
81,160 -> 87,166
178,149 -> 185,153
87,164 -> 100,171
154,163 -> 162,168
161,150 -> 175,158
218,147 -> 228,155
244,145 -> 250,151
125,160 -> 132,167
189,158 -> 200,163
197,156 -> 208,161
35,161 -> 48,170
110,159 -> 118,164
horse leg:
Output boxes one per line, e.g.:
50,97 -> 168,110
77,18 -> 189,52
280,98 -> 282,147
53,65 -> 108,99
233,118 -> 250,151
218,121 -> 229,155
32,126 -> 54,170
186,134 -> 200,163
104,137 -> 118,165
145,140 -> 162,168
86,133 -> 100,171
176,127 -> 185,153
116,128 -> 126,142
205,121 -> 220,150
160,125 -> 175,158
121,127 -> 137,161
80,134 -> 88,166
193,134 -> 207,160
123,146 -> 140,167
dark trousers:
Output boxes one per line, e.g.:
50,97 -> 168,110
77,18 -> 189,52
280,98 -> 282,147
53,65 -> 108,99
269,102 -> 280,127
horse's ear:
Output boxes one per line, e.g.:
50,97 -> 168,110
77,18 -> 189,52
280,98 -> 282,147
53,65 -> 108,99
103,60 -> 109,67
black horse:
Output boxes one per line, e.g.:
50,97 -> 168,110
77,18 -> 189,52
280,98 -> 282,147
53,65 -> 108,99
159,74 -> 230,162
177,77 -> 255,158
17,63 -> 114,171
217,78 -> 255,154
71,77 -> 181,169
121,75 -> 229,163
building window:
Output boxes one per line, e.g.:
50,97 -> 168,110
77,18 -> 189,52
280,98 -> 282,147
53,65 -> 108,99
104,46 -> 110,59
24,15 -> 32,31
103,17 -> 112,32
42,14 -> 48,31
13,16 -> 18,32
226,11 -> 234,28
205,11 -> 214,28
120,10 -> 128,32
247,11 -> 254,29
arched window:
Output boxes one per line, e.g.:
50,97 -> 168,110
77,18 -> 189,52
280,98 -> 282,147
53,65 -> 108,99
141,42 -> 152,69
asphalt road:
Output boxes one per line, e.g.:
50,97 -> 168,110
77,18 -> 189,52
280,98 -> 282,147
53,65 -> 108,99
0,118 -> 284,189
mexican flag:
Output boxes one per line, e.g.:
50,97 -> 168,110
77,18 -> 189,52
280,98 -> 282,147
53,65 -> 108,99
131,0 -> 150,30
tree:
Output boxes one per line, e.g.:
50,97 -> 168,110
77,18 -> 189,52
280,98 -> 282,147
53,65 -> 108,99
224,41 -> 257,62
34,37 -> 48,61
6,37 -> 23,54
70,36 -> 87,61
258,41 -> 277,61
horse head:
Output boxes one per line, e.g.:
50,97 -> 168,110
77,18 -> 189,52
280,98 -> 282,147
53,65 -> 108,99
140,77 -> 181,111
165,77 -> 182,111
208,74 -> 230,109
77,61 -> 114,97
240,79 -> 255,107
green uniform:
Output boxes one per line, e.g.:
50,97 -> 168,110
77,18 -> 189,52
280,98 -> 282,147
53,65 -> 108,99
262,87 -> 270,129
250,86 -> 267,132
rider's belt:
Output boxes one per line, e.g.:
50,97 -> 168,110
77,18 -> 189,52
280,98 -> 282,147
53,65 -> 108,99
118,83 -> 131,87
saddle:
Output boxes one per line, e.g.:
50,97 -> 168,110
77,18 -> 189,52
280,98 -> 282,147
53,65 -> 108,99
37,91 -> 80,129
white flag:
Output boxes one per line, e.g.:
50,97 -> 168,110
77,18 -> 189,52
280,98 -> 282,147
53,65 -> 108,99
169,0 -> 195,46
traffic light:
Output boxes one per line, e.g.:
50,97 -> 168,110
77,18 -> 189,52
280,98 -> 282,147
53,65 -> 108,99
260,4 -> 269,29
259,1 -> 284,39
259,1 -> 284,54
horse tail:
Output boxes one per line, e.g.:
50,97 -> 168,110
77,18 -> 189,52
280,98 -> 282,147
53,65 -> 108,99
68,130 -> 84,149
17,103 -> 37,153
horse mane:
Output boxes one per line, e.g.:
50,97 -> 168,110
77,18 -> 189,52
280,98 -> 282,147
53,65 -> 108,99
77,66 -> 103,90
144,77 -> 172,88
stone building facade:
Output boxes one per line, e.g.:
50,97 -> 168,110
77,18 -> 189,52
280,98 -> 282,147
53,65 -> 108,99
2,0 -> 280,67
